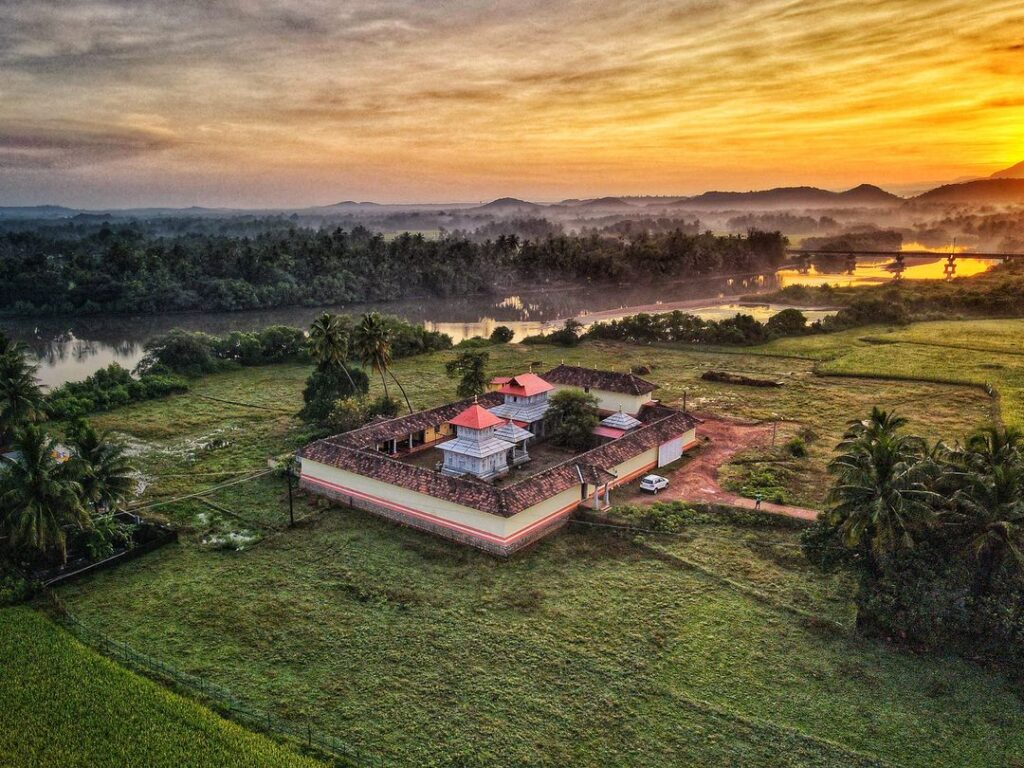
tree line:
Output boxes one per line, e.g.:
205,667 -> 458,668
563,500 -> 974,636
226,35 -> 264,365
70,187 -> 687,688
0,221 -> 787,316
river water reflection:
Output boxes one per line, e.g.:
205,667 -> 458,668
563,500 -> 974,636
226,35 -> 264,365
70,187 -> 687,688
0,255 -> 996,388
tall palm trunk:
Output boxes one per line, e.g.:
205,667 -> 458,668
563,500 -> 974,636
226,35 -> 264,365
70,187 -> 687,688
388,369 -> 413,414
377,367 -> 390,401
338,361 -> 357,393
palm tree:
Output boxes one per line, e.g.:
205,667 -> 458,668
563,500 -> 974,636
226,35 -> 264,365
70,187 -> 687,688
0,335 -> 43,445
0,424 -> 89,563
307,312 -> 357,391
68,422 -> 136,514
352,312 -> 412,413
826,409 -> 938,560
949,426 -> 1024,594
962,425 -> 1023,471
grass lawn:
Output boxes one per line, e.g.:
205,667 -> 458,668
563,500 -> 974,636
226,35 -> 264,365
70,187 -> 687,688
46,321 -> 1024,767
0,606 -> 322,768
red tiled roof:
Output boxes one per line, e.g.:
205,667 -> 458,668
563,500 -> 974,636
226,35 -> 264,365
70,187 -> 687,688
497,372 -> 554,398
300,405 -> 699,518
489,376 -> 512,386
450,403 -> 504,430
543,364 -> 657,396
593,425 -> 626,439
335,392 -> 503,449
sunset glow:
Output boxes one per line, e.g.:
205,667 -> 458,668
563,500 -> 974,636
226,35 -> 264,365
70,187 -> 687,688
1,0 -> 1022,207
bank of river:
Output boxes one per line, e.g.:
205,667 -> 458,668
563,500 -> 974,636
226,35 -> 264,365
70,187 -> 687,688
0,254 -> 992,388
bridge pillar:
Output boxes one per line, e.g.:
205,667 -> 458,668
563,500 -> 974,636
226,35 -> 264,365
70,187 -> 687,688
891,253 -> 905,281
845,253 -> 856,274
944,254 -> 956,280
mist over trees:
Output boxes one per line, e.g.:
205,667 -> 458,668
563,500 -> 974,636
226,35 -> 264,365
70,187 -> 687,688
0,221 -> 786,316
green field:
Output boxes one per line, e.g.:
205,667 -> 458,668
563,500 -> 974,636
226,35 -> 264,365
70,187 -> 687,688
0,607 -> 322,768
37,321 -> 1024,767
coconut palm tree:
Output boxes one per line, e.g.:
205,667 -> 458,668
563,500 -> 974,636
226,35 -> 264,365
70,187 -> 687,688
352,312 -> 412,413
68,422 -> 136,514
949,426 -> 1024,594
307,312 -> 357,390
826,409 -> 938,559
0,335 -> 43,445
0,424 -> 89,563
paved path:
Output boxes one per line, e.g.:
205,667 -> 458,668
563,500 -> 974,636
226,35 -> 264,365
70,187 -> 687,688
622,414 -> 821,522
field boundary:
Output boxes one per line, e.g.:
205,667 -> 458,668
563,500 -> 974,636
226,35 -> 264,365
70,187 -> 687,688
812,367 -> 1003,428
41,592 -> 374,768
858,336 -> 1024,358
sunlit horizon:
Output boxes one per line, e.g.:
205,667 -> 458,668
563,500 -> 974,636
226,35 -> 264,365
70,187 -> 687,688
2,0 -> 1023,208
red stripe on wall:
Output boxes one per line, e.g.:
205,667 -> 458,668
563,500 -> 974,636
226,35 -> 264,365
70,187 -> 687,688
302,473 -> 576,546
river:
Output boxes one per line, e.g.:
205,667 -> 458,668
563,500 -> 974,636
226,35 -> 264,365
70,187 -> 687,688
0,255 -> 996,389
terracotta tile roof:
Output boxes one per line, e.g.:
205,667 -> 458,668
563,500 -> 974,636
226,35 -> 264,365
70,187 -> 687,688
497,372 -> 554,397
543,364 -> 657,396
450,403 -> 504,430
300,405 -> 698,518
575,463 -> 618,485
335,392 -> 503,449
300,439 -> 509,515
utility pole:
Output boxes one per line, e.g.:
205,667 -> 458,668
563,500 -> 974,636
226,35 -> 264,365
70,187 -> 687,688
285,457 -> 296,527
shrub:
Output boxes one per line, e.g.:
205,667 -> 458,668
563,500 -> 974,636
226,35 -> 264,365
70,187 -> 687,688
45,364 -> 189,420
785,437 -> 808,458
300,366 -> 370,424
327,397 -> 368,433
739,466 -> 789,504
489,326 -> 515,343
766,307 -> 808,336
613,501 -> 696,533
0,572 -> 33,607
454,337 -> 491,349
136,330 -> 219,377
367,395 -> 401,419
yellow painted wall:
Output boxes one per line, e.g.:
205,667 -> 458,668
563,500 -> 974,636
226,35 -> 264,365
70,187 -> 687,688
502,486 -> 581,535
551,384 -> 651,415
610,446 -> 659,484
303,458 -> 580,540
302,458 -> 508,536
423,423 -> 451,443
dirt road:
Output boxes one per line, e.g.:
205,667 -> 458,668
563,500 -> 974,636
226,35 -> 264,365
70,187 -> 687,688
622,414 -> 820,521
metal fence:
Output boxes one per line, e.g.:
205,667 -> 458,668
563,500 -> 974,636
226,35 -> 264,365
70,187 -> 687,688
45,591 -> 377,767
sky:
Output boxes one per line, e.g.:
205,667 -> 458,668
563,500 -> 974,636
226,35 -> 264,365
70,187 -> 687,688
1,0 -> 1022,208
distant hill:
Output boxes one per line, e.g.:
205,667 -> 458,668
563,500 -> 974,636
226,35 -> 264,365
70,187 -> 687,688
575,196 -> 634,208
0,205 -> 79,219
837,184 -> 903,205
472,197 -> 543,212
911,178 -> 1024,205
991,161 -> 1024,179
312,200 -> 385,211
672,185 -> 900,209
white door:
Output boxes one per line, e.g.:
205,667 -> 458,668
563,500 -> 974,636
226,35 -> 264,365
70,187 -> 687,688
658,437 -> 683,467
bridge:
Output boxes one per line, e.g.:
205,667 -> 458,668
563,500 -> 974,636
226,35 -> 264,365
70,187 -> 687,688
783,248 -> 1024,280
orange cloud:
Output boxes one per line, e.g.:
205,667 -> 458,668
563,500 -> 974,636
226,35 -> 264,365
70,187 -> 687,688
0,0 -> 1022,206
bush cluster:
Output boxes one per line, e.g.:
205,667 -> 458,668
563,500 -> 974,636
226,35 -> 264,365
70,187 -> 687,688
136,317 -> 450,378
46,364 -> 189,421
